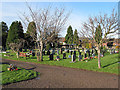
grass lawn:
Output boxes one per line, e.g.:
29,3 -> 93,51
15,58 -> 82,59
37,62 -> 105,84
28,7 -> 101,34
0,64 -> 39,85
1,50 -> 119,75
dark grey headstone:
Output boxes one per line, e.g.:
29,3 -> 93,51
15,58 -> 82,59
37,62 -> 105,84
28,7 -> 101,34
49,54 -> 53,60
63,53 -> 66,59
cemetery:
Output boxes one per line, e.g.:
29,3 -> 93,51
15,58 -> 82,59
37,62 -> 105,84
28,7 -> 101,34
1,46 -> 119,75
0,2 -> 119,87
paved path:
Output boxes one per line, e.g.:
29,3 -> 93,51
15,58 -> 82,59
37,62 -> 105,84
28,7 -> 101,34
1,58 -> 118,88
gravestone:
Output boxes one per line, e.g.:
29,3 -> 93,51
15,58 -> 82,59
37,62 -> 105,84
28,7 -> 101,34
92,52 -> 95,57
78,54 -> 82,61
43,50 -> 45,55
87,50 -> 90,58
47,50 -> 50,55
84,53 -> 87,58
91,49 -> 94,55
32,52 -> 35,56
70,51 -> 73,55
56,55 -> 60,61
49,54 -> 53,60
19,48 -> 22,52
24,47 -> 27,52
82,48 -> 84,52
67,49 -> 69,53
63,53 -> 66,59
74,50 -> 76,58
61,48 -> 63,54
37,52 -> 40,56
72,54 -> 76,62
102,51 -> 104,57
57,49 -> 59,55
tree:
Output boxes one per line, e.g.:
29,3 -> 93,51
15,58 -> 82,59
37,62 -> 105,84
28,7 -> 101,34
73,29 -> 79,49
25,21 -> 37,49
19,4 -> 70,61
6,21 -> 24,49
0,21 -> 8,50
80,9 -> 119,68
65,25 -> 73,46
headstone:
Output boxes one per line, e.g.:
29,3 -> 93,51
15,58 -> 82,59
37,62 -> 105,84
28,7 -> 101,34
56,55 -> 60,61
43,50 -> 45,55
74,50 -> 76,58
82,48 -> 84,52
52,49 -> 55,54
91,49 -> 94,55
57,49 -> 59,55
19,48 -> 22,52
24,48 -> 27,52
78,54 -> 82,61
88,50 -> 90,58
32,52 -> 35,56
113,49 -> 115,54
70,51 -> 73,55
72,54 -> 76,62
84,53 -> 87,58
47,50 -> 50,55
63,53 -> 66,59
61,48 -> 63,54
49,54 -> 53,60
92,52 -> 95,57
37,52 -> 40,56
67,49 -> 69,53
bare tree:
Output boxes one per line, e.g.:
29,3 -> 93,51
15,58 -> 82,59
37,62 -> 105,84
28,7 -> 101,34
19,3 -> 70,61
9,39 -> 26,58
79,9 -> 119,68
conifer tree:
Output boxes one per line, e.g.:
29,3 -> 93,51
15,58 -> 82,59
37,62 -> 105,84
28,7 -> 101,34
65,25 -> 73,45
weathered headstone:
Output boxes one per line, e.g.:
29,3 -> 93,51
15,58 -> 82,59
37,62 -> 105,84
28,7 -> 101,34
72,54 -> 76,62
63,53 -> 66,59
49,54 -> 53,60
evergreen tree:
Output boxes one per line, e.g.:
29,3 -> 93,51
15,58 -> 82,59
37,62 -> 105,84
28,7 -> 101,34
0,21 -> 8,50
6,21 -> 24,49
73,29 -> 79,46
26,21 -> 37,49
65,25 -> 73,45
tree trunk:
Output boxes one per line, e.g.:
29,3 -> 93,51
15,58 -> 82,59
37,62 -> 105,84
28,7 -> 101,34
98,46 -> 101,68
40,40 -> 43,61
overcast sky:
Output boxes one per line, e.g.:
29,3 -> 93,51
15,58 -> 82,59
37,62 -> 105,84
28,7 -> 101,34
1,1 -> 119,37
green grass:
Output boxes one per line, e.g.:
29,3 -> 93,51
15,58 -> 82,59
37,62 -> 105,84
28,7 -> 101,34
1,50 -> 119,75
0,64 -> 39,85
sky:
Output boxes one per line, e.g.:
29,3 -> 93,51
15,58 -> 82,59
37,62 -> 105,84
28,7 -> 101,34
1,1 -> 119,37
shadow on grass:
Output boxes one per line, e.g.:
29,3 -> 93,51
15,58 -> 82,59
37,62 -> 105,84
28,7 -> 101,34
26,67 -> 36,70
0,62 -> 10,65
102,61 -> 119,68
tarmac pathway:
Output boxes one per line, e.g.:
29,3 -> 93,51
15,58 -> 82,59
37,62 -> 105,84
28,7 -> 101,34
1,58 -> 119,88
